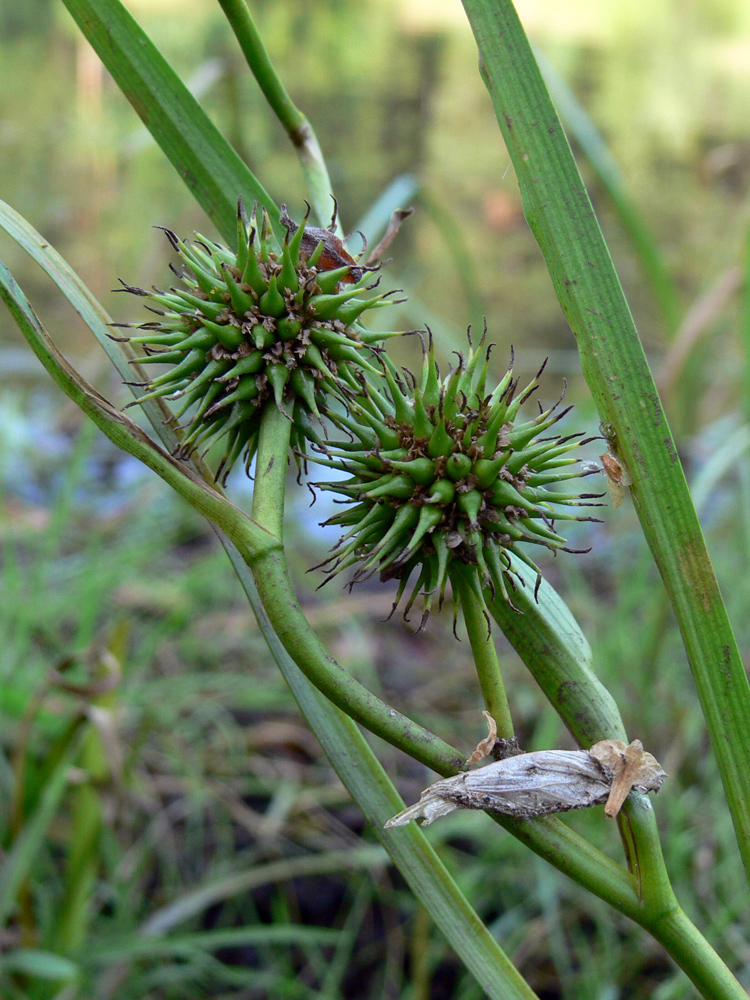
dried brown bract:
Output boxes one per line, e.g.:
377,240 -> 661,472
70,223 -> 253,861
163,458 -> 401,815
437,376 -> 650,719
384,738 -> 666,828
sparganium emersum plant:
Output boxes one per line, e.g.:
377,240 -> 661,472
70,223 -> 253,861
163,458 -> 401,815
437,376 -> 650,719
4,0 -> 750,995
113,200 -> 401,481
312,329 -> 603,629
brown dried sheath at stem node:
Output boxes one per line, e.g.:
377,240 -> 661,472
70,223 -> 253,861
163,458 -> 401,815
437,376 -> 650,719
466,711 -> 499,765
588,739 -> 663,817
384,738 -> 666,828
466,711 -> 521,766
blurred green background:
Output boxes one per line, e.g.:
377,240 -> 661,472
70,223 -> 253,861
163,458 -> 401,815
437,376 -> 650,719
1,0 -> 750,997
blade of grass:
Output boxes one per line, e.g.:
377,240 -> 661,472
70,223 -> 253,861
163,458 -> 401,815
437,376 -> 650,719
61,0 -> 278,245
461,0 -> 750,887
85,926 -> 341,964
0,950 -> 78,982
0,752 -> 73,925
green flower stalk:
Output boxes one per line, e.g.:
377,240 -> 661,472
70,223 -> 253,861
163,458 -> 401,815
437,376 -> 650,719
113,200 -> 402,482
312,329 -> 602,629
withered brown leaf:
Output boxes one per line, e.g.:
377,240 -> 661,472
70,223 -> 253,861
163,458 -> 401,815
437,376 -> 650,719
385,739 -> 666,828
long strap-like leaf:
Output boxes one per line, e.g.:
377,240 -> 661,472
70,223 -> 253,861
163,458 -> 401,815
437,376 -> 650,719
62,0 -> 278,244
462,0 -> 750,888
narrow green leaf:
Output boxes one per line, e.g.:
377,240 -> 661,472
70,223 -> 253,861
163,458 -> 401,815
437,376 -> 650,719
61,0 -> 278,244
462,0 -> 750,888
88,925 -> 340,963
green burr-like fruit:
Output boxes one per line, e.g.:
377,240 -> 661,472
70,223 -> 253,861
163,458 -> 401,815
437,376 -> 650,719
313,327 -> 603,630
114,200 -> 403,482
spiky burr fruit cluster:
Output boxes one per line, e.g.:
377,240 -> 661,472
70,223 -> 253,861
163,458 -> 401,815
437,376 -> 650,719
312,330 -> 602,629
114,201 -> 400,482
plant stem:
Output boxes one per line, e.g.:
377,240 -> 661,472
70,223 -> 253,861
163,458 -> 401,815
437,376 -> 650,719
217,0 -> 340,231
646,906 -> 750,1000
452,565 -> 514,738
489,558 -> 746,1000
488,560 -> 626,746
250,405 -> 466,772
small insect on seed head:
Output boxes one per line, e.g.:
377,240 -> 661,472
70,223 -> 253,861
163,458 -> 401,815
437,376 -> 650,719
600,448 -> 632,508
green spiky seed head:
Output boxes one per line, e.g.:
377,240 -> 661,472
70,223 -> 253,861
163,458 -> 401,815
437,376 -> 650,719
313,328 -> 602,630
114,200 -> 402,482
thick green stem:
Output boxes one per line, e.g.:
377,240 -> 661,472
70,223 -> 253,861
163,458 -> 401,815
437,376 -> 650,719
488,560 -> 626,746
647,906 -> 750,1000
453,565 -> 514,738
217,0 -> 340,231
252,404 -> 288,541
250,405 -> 465,772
